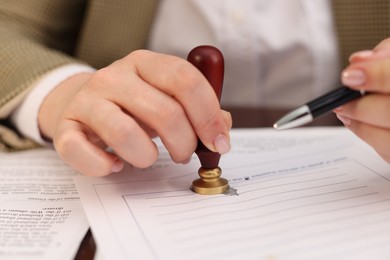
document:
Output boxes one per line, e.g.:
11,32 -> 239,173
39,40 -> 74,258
0,148 -> 89,260
74,128 -> 390,260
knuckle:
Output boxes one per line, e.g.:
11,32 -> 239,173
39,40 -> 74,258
107,120 -> 138,145
127,49 -> 148,60
90,100 -> 113,121
53,124 -> 114,177
170,61 -> 203,93
87,66 -> 123,92
89,68 -> 112,86
222,111 -> 233,129
104,122 -> 158,169
199,111 -> 223,131
158,102 -> 186,126
125,49 -> 153,68
54,130 -> 79,157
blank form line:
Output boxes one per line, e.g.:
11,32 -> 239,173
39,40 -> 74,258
146,193 -> 193,200
122,189 -> 189,198
239,179 -> 355,195
142,169 -> 340,202
162,190 -> 374,226
157,180 -> 358,216
197,218 -> 390,260
231,195 -> 386,238
234,167 -> 340,188
175,198 -> 390,248
271,210 -> 390,249
293,224 -> 390,259
144,175 -> 343,207
165,186 -> 367,232
280,207 -> 390,242
151,175 -> 352,209
239,173 -> 348,194
145,171 -> 344,206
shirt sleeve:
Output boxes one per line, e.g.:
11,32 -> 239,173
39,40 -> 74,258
10,64 -> 96,145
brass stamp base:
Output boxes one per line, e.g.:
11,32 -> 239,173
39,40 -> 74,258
191,167 -> 229,195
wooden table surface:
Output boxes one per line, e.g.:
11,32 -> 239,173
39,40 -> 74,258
73,107 -> 342,260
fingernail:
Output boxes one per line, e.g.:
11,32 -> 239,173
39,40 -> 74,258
111,159 -> 124,173
214,134 -> 231,154
342,69 -> 366,87
349,50 -> 374,61
336,114 -> 351,127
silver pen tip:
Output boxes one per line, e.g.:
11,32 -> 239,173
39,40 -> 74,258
272,105 -> 313,130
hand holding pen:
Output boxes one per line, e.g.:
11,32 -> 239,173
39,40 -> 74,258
333,38 -> 390,163
275,38 -> 390,163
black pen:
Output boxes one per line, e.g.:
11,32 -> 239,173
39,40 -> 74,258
273,86 -> 365,130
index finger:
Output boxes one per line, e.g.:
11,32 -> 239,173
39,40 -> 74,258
124,50 -> 231,154
342,58 -> 390,94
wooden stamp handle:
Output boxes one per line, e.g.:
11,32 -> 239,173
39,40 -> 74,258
187,46 -> 224,169
187,45 -> 224,100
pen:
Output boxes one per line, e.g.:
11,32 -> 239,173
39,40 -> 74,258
273,86 -> 365,130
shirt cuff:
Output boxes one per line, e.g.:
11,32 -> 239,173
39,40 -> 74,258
10,64 -> 96,145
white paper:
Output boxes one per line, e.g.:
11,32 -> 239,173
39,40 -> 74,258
0,148 -> 89,260
75,127 -> 390,260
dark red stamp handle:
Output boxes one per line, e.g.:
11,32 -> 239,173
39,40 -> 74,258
187,45 -> 224,169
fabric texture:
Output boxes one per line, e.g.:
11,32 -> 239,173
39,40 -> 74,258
0,0 -> 158,151
331,0 -> 390,67
0,123 -> 39,152
76,0 -> 158,68
0,0 -> 159,118
0,0 -> 87,117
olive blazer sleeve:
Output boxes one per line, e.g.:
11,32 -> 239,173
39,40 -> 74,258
0,0 -> 158,118
0,0 -> 158,151
0,0 -> 88,118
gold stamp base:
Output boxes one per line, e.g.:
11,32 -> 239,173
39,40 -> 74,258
191,167 -> 229,195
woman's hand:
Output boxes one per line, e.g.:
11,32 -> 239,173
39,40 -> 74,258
334,38 -> 390,162
38,50 -> 232,176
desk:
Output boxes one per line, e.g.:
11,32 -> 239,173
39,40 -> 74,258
74,107 -> 341,260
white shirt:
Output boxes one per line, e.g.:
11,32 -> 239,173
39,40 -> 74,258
11,0 -> 341,144
148,0 -> 340,108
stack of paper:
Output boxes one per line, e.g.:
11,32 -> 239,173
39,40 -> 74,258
0,149 -> 89,260
75,128 -> 390,260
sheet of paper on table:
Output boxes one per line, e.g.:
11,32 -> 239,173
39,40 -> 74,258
0,149 -> 89,260
74,127 -> 390,260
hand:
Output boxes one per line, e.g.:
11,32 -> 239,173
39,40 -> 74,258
38,50 -> 232,176
334,38 -> 390,162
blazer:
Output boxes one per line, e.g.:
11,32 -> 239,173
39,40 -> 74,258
0,0 -> 388,151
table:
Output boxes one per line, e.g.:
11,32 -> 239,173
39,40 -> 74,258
73,107 -> 342,259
